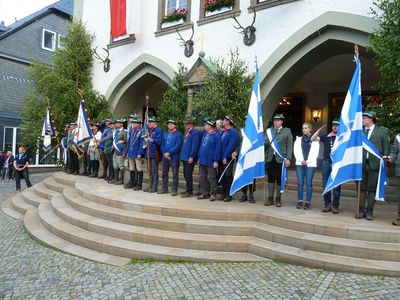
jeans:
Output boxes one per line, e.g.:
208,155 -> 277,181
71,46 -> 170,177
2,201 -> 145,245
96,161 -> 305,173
162,160 -> 179,192
15,168 -> 32,191
182,161 -> 195,193
2,167 -> 8,180
322,160 -> 341,208
296,165 -> 315,203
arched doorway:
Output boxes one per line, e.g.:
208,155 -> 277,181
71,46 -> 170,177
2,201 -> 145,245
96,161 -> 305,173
105,54 -> 175,118
259,12 -> 380,135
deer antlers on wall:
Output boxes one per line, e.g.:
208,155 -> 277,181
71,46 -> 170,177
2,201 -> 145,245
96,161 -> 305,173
176,23 -> 195,58
93,46 -> 111,72
232,6 -> 256,46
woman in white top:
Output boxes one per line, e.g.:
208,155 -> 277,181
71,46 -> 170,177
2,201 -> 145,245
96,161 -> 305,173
294,122 -> 320,209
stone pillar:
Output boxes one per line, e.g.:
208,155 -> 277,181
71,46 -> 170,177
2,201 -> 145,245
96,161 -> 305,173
186,87 -> 194,118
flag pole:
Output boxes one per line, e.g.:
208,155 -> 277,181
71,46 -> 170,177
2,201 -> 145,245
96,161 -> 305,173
354,44 -> 360,219
145,94 -> 151,190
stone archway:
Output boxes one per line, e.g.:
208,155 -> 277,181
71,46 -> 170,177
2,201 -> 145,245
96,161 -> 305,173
259,11 -> 379,123
105,54 -> 175,117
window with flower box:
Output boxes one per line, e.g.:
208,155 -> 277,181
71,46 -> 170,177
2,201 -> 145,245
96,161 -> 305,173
198,0 -> 240,26
160,0 -> 190,29
250,0 -> 298,11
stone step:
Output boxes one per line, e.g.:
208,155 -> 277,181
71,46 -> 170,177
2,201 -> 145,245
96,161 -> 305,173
24,208 -> 130,266
43,177 -> 68,193
11,193 -> 34,215
63,187 -> 254,236
52,172 -> 77,186
54,193 -> 400,261
72,180 -> 400,243
37,201 -> 266,262
285,183 -> 357,198
22,188 -> 48,207
32,182 -> 60,200
1,198 -> 23,221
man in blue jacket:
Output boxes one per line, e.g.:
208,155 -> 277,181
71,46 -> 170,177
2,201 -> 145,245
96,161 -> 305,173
159,119 -> 182,196
180,116 -> 199,198
218,115 -> 239,202
125,114 -> 145,190
144,117 -> 162,193
197,118 -> 221,201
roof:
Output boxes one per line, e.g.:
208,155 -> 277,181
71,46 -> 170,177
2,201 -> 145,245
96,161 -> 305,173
0,23 -> 8,32
0,0 -> 73,39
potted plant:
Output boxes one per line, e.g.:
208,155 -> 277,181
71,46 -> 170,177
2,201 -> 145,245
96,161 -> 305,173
161,8 -> 188,29
204,0 -> 235,17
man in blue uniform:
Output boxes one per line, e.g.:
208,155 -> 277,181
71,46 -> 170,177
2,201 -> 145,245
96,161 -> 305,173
218,115 -> 239,202
159,119 -> 182,196
197,118 -> 221,201
13,146 -> 32,191
144,117 -> 163,193
180,116 -> 199,198
125,114 -> 145,190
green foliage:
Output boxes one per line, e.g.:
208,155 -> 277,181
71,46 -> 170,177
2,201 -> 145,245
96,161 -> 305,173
367,0 -> 400,139
20,21 -> 109,153
193,49 -> 254,129
157,63 -> 188,132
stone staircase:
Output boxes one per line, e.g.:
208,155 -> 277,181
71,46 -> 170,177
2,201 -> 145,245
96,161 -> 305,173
2,172 -> 400,276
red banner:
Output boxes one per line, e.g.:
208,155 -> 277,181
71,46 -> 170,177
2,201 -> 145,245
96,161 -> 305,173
110,0 -> 127,38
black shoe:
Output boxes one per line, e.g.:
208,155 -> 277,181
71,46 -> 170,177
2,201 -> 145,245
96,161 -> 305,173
217,194 -> 225,201
331,206 -> 339,214
197,194 -> 209,200
249,194 -> 255,203
171,191 -> 178,196
194,191 -> 201,196
223,196 -> 232,202
357,208 -> 366,219
157,189 -> 168,194
366,208 -> 373,220
239,193 -> 248,202
322,204 -> 331,212
149,187 -> 157,193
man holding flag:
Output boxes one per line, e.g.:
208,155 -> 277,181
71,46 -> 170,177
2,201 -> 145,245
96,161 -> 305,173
229,64 -> 265,199
323,50 -> 388,220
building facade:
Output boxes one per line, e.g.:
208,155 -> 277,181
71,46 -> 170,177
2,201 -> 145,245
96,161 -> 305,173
0,0 -> 73,155
76,0 -> 379,136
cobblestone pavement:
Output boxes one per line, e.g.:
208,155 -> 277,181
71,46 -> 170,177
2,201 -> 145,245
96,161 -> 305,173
1,172 -> 400,299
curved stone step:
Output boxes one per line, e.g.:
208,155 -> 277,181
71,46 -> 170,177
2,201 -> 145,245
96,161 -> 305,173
43,177 -> 68,193
11,193 -> 34,215
37,202 -> 265,262
32,182 -> 60,200
22,188 -> 48,207
52,172 -> 78,186
52,195 -> 249,252
63,187 -> 254,236
57,192 -> 400,262
74,181 -> 400,243
24,208 -> 130,266
1,198 -> 23,220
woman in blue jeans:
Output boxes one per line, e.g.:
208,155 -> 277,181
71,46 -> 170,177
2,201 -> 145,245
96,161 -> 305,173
294,123 -> 320,209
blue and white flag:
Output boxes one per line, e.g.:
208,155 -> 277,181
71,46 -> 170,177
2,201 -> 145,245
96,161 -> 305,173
230,66 -> 265,195
141,107 -> 149,149
40,107 -> 56,151
72,101 -> 92,158
323,57 -> 386,201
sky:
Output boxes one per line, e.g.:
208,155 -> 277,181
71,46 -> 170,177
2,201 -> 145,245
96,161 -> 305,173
0,0 -> 58,26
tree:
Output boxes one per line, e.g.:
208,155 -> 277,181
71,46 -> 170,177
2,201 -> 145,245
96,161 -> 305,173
193,49 -> 254,129
156,63 -> 188,132
368,0 -> 400,138
20,21 -> 109,152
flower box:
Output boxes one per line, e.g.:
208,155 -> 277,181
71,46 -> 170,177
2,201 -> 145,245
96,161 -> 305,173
204,5 -> 232,17
204,0 -> 235,17
161,18 -> 184,29
160,8 -> 187,29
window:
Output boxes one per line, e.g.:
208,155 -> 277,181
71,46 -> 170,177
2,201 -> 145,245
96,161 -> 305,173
58,34 -> 66,49
198,0 -> 239,26
3,126 -> 19,155
166,0 -> 188,15
250,0 -> 298,10
42,29 -> 56,51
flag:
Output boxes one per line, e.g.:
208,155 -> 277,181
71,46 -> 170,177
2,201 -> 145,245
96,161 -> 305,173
39,107 -> 56,151
230,66 -> 265,195
323,57 -> 386,200
110,0 -> 137,39
72,101 -> 93,159
141,106 -> 149,149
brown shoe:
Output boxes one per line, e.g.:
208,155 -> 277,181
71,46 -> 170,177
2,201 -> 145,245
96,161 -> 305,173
392,217 -> 400,226
331,206 -> 339,214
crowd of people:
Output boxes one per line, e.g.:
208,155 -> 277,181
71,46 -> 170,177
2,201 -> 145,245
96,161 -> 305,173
61,111 -> 400,226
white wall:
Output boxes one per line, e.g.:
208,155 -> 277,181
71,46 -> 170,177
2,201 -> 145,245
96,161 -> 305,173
79,0 -> 375,96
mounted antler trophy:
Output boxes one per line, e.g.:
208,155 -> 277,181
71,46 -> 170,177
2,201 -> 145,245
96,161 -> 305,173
93,46 -> 111,72
232,6 -> 256,46
176,23 -> 195,58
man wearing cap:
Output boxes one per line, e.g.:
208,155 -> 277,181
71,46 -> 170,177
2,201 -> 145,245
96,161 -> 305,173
218,115 -> 239,202
125,115 -> 145,190
180,116 -> 199,198
197,118 -> 221,201
144,117 -> 163,193
67,122 -> 79,175
97,119 -> 115,181
97,119 -> 110,179
359,112 -> 390,220
390,131 -> 400,226
159,119 -> 182,195
311,119 -> 341,213
265,113 -> 293,207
